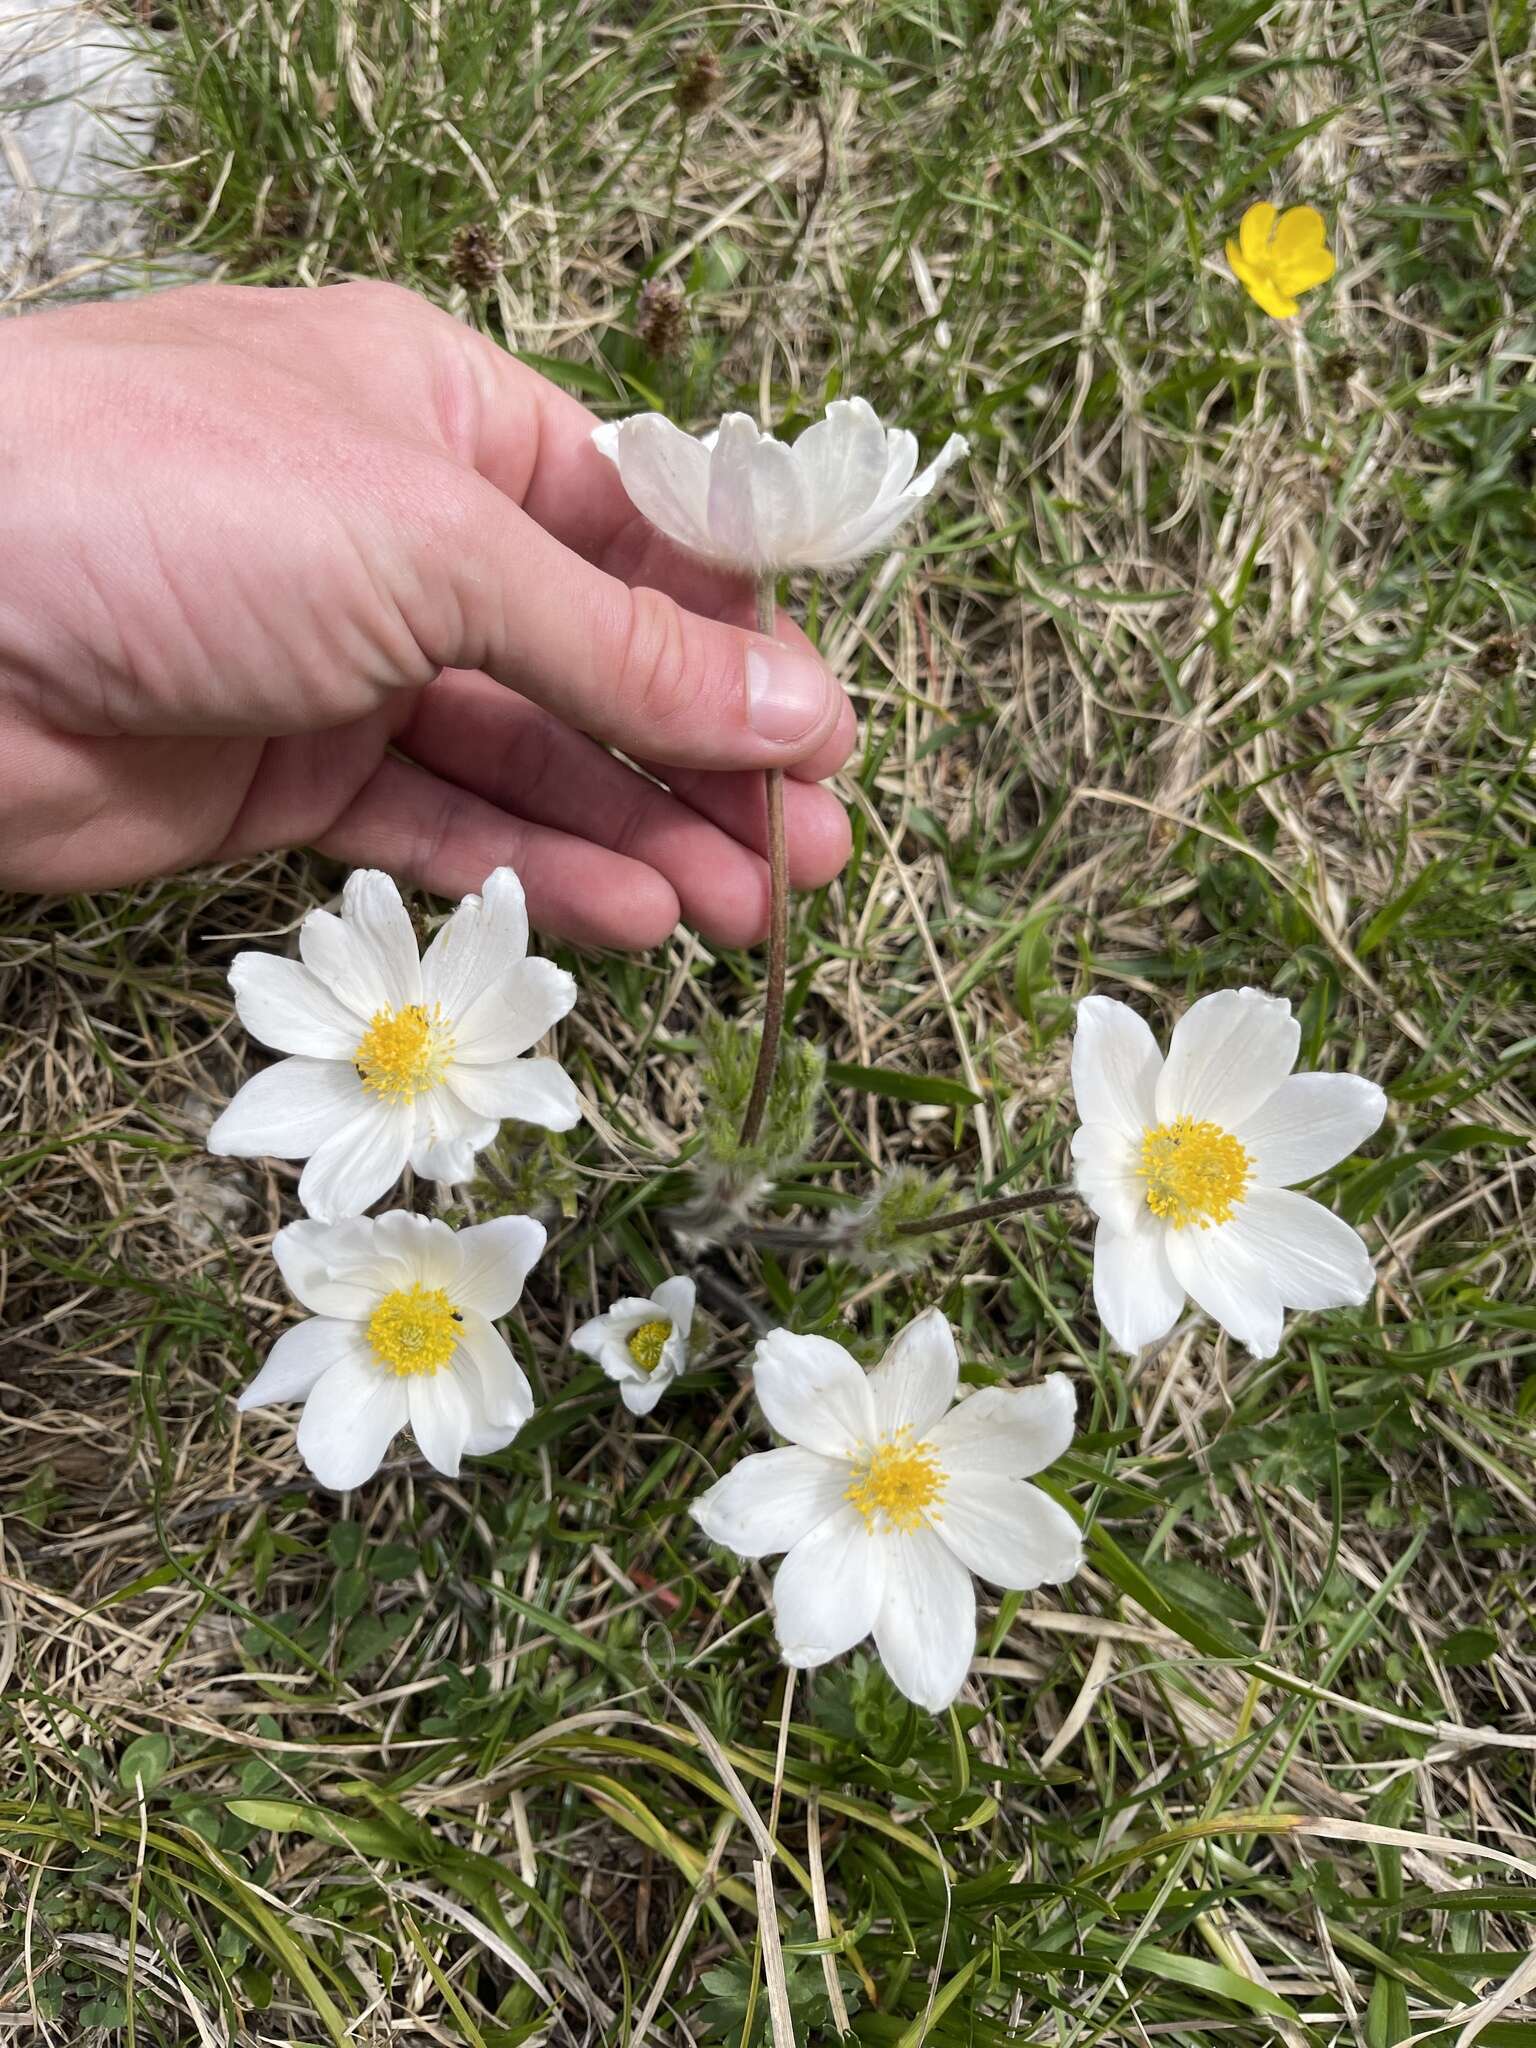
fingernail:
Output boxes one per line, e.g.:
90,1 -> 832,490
746,643 -> 832,744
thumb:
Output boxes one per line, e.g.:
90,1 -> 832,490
411,475 -> 847,772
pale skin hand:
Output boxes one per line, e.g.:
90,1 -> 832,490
0,280 -> 855,948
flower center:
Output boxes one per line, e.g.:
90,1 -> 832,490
354,1002 -> 454,1102
845,1429 -> 947,1534
625,1319 -> 673,1374
1138,1116 -> 1252,1229
366,1283 -> 461,1376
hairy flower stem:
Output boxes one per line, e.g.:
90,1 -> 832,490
738,572 -> 788,1148
686,1184 -> 1078,1255
893,1186 -> 1075,1237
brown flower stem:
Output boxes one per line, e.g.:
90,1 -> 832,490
893,1186 -> 1077,1237
738,572 -> 788,1149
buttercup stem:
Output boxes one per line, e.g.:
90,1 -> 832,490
738,572 -> 788,1148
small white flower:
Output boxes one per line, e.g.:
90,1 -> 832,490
1070,989 -> 1388,1360
237,1210 -> 546,1490
592,398 -> 968,575
571,1276 -> 697,1416
208,867 -> 579,1222
692,1309 -> 1081,1714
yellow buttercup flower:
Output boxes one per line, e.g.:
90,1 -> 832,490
1226,202 -> 1335,320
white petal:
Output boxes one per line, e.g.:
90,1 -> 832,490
454,959 -> 577,1063
873,1527 -> 975,1713
455,1310 -> 536,1429
929,1374 -> 1076,1480
458,1353 -> 526,1456
772,1506 -> 886,1668
594,414 -> 715,559
408,1370 -> 471,1477
874,426 -> 920,502
1071,1121 -> 1145,1234
867,1308 -> 958,1437
420,867 -> 530,1019
906,430 -> 970,503
298,907 -> 389,1018
295,1353 -> 408,1490
296,1102 -> 413,1223
450,1216 -> 546,1317
748,433 -> 809,568
798,432 -> 967,567
367,1211 -> 462,1289
790,399 -> 890,542
1229,1187 -> 1376,1311
751,1329 -> 878,1457
1164,1219 -> 1284,1359
339,870 -> 422,1009
207,1057 -> 365,1159
1091,1221 -> 1187,1354
272,1217 -> 395,1318
1071,995 -> 1163,1139
1156,988 -> 1299,1130
580,1329 -> 648,1385
652,1275 -> 696,1337
1235,1073 -> 1387,1187
692,1445 -> 851,1558
704,413 -> 769,570
620,1370 -> 674,1417
408,1085 -> 499,1186
445,1056 -> 581,1131
228,953 -> 363,1059
571,1298 -> 657,1359
238,1318 -> 363,1410
936,1476 -> 1083,1590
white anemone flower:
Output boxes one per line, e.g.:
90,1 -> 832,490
208,868 -> 579,1223
692,1309 -> 1081,1713
571,1276 -> 697,1416
1071,989 -> 1388,1360
237,1210 -> 545,1490
592,399 -> 968,575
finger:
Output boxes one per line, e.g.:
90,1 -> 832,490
313,754 -> 681,951
635,758 -> 853,889
409,471 -> 846,773
401,671 -> 783,948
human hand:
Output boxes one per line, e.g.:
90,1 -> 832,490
0,281 -> 854,947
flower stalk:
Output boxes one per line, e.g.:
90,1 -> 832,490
739,571 -> 789,1148
891,1184 -> 1075,1237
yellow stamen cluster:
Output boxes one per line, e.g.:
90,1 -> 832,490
1139,1116 -> 1252,1230
625,1319 -> 673,1374
365,1283 -> 461,1377
354,1003 -> 453,1103
844,1429 -> 946,1534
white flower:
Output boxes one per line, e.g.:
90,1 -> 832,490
208,868 -> 579,1223
237,1210 -> 546,1490
592,399 -> 968,575
692,1309 -> 1081,1713
571,1276 -> 696,1416
1070,989 -> 1388,1360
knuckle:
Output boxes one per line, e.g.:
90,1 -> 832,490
329,276 -> 417,320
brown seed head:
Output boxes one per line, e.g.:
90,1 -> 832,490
637,278 -> 687,359
673,41 -> 723,117
783,48 -> 820,99
449,222 -> 501,294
